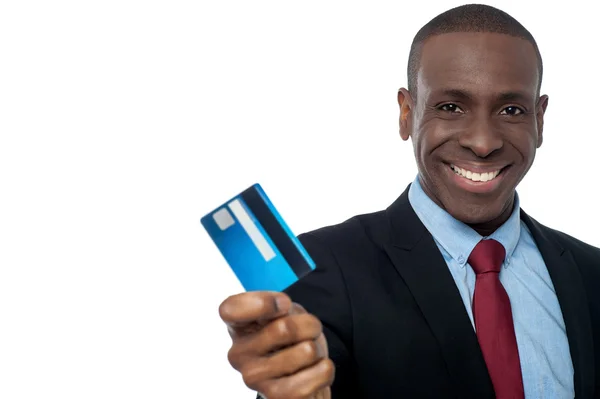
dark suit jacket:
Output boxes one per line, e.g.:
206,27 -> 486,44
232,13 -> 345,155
284,185 -> 600,398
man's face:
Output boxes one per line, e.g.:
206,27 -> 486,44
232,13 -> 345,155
399,32 -> 548,227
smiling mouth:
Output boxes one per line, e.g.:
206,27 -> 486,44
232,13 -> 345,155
449,164 -> 507,183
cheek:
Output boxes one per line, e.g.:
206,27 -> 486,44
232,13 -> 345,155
413,123 -> 451,165
508,128 -> 538,162
412,133 -> 431,170
412,130 -> 448,185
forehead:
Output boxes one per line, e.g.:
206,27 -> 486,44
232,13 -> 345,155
417,32 -> 540,98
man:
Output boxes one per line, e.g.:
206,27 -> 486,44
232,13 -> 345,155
218,4 -> 600,398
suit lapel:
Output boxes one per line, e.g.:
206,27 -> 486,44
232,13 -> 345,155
521,211 -> 595,399
383,185 -> 495,398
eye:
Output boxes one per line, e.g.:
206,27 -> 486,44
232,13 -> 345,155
438,103 -> 464,114
500,106 -> 524,115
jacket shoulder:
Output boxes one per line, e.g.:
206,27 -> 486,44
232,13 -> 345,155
299,209 -> 390,251
526,216 -> 600,273
543,225 -> 600,259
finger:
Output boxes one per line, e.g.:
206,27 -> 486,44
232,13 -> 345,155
251,301 -> 305,332
219,291 -> 292,327
240,338 -> 326,387
239,313 -> 323,356
289,302 -> 306,315
316,387 -> 332,399
228,314 -> 323,369
315,332 -> 329,358
228,313 -> 325,372
256,358 -> 335,399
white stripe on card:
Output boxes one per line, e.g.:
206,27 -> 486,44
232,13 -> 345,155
228,199 -> 276,262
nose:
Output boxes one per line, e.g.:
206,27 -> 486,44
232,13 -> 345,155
458,117 -> 503,158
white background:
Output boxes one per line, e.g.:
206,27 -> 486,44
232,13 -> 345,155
1,0 -> 598,397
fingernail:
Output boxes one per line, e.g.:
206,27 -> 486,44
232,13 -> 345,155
316,342 -> 326,358
275,296 -> 289,313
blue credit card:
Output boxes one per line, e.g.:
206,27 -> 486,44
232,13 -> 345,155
201,184 -> 316,292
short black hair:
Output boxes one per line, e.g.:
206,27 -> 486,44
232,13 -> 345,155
407,4 -> 543,96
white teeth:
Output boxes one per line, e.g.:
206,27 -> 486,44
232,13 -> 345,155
450,165 -> 501,182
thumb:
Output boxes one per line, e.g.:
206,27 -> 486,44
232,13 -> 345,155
219,291 -> 292,335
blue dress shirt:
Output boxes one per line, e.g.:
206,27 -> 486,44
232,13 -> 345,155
408,176 -> 574,398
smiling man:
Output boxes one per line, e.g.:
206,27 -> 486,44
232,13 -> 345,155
401,20 -> 546,236
218,4 -> 600,399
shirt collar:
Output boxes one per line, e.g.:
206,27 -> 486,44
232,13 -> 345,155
407,175 -> 521,268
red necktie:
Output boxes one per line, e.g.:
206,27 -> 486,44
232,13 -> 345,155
469,239 -> 524,399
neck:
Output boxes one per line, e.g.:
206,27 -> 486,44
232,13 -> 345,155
416,175 -> 517,237
467,197 -> 515,236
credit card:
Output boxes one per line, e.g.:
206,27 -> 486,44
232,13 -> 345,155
201,183 -> 316,292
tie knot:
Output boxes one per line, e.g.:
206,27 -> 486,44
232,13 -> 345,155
468,239 -> 505,275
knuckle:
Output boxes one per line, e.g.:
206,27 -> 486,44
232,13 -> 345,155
240,371 -> 254,388
292,383 -> 312,398
299,340 -> 318,362
307,315 -> 323,334
227,346 -> 242,370
260,383 -> 284,399
227,346 -> 239,370
294,383 -> 319,399
322,358 -> 336,380
299,314 -> 322,338
240,362 -> 263,388
272,317 -> 298,342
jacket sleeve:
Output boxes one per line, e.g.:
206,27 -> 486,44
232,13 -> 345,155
254,231 -> 360,398
287,232 -> 360,397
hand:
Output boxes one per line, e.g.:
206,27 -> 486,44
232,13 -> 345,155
219,291 -> 334,399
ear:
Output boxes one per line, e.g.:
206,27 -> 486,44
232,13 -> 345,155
397,88 -> 413,141
535,94 -> 549,148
